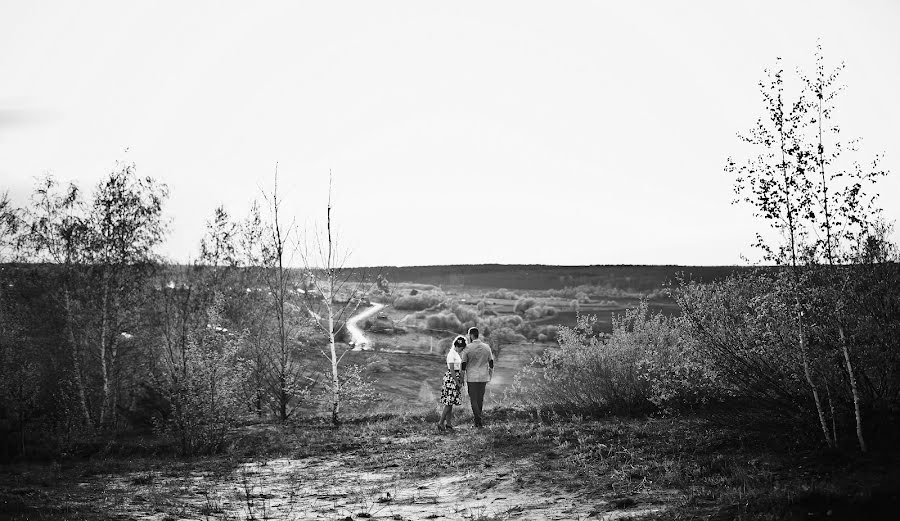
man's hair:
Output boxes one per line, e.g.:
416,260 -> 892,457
468,327 -> 479,339
453,335 -> 467,349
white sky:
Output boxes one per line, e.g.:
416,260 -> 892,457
1,1 -> 898,266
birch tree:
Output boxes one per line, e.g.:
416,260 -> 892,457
22,166 -> 168,431
726,60 -> 833,447
300,173 -> 374,426
23,175 -> 94,427
729,47 -> 891,450
797,42 -> 888,452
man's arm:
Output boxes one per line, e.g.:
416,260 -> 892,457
488,347 -> 494,380
460,351 -> 468,382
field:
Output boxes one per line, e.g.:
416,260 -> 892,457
2,264 -> 898,520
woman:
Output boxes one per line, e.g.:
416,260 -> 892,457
438,335 -> 466,432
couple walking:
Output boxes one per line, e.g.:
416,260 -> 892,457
438,327 -> 494,431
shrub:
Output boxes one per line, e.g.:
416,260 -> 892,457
524,305 -> 558,321
490,326 -> 526,346
436,336 -> 454,355
393,291 -> 444,311
319,364 -> 378,414
510,301 -> 720,415
452,304 -> 479,323
677,266 -> 900,444
535,325 -> 559,342
511,312 -> 650,415
155,298 -> 248,456
501,315 -> 524,328
514,298 -> 538,315
425,312 -> 463,333
485,288 -> 519,300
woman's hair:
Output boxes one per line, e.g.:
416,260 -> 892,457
453,335 -> 467,349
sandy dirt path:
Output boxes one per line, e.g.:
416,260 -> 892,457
97,445 -> 673,520
347,302 -> 385,350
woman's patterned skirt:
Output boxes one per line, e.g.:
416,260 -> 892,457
439,370 -> 462,406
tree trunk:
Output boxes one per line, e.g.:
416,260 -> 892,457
839,325 -> 867,452
329,325 -> 340,426
279,373 -> 288,422
64,287 -> 93,428
798,313 -> 833,447
825,381 -> 837,446
98,270 -> 111,428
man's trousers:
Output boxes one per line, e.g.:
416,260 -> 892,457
467,381 -> 487,427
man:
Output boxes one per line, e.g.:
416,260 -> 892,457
460,327 -> 494,428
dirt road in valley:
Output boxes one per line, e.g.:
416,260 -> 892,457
347,303 -> 385,350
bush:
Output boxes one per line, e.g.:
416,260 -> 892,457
485,288 -> 519,300
514,298 -> 538,315
677,266 -> 900,445
425,312 -> 463,333
510,301 -> 720,415
535,325 -> 559,342
501,315 -> 524,328
524,305 -> 558,321
155,298 -> 248,456
511,312 -> 649,415
490,326 -> 526,346
320,364 -> 378,414
393,291 -> 444,311
452,304 -> 479,324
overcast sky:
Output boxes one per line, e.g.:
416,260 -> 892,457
1,1 -> 898,266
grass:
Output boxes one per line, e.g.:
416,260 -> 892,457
2,411 -> 897,520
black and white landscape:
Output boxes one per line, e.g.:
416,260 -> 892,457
1,2 -> 899,520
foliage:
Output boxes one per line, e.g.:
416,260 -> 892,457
317,364 -> 378,413
524,305 -> 558,320
677,264 -> 900,444
513,298 -> 538,315
198,205 -> 240,268
484,288 -> 519,300
425,312 -> 463,333
393,292 -> 444,311
451,303 -> 479,323
511,299 -> 726,416
153,294 -> 249,456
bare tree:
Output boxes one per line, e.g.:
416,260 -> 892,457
299,172 -> 373,426
256,167 -> 316,422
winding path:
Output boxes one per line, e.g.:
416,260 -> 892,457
346,302 -> 385,350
